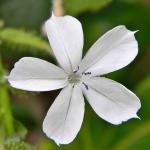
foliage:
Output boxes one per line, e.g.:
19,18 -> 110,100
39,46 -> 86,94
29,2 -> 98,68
0,28 -> 52,64
0,0 -> 51,30
63,0 -> 112,15
4,137 -> 36,150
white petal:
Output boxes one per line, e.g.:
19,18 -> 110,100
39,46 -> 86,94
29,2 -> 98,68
43,84 -> 84,145
82,77 -> 141,125
8,57 -> 68,91
45,14 -> 84,73
79,25 -> 138,76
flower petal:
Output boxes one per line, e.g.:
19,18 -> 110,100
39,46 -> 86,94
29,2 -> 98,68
45,14 -> 84,73
82,77 -> 141,125
43,84 -> 84,145
79,25 -> 138,76
8,57 -> 68,91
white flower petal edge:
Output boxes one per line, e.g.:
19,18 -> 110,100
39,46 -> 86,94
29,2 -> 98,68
45,13 -> 84,73
79,25 -> 138,76
8,57 -> 68,91
43,84 -> 84,145
82,77 -> 141,125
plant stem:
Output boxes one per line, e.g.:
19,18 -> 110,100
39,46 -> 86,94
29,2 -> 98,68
52,0 -> 64,16
0,56 -> 15,136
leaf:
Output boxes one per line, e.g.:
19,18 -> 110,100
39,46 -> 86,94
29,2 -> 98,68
4,137 -> 36,150
0,54 -> 4,84
135,76 -> 150,120
0,122 -> 5,149
63,0 -> 112,15
0,85 -> 15,136
13,120 -> 27,140
13,105 -> 37,129
0,28 -> 53,63
0,0 -> 51,30
0,19 -> 4,28
0,57 -> 15,136
111,121 -> 150,150
126,49 -> 150,88
135,76 -> 150,99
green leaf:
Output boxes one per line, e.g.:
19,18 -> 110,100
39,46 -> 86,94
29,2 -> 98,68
63,0 -> 112,15
0,85 -> 15,136
0,0 -> 51,30
0,54 -> 4,84
13,120 -> 27,140
0,28 -> 53,63
4,137 -> 36,150
135,76 -> 150,99
0,19 -> 4,28
13,105 -> 37,129
0,122 -> 5,149
0,57 -> 14,136
135,76 -> 150,120
111,121 -> 150,150
124,49 -> 150,88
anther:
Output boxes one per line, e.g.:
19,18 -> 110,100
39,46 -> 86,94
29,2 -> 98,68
73,66 -> 80,73
73,70 -> 77,73
78,66 -> 79,70
82,72 -> 91,75
83,82 -> 89,90
85,72 -> 91,75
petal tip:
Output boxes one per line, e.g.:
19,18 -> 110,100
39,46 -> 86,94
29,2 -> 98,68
133,30 -> 139,34
51,11 -> 55,18
134,114 -> 141,120
5,75 -> 9,80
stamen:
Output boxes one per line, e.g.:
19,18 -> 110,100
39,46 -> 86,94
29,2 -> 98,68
73,66 -> 80,73
82,82 -> 89,90
82,72 -> 91,75
85,72 -> 91,75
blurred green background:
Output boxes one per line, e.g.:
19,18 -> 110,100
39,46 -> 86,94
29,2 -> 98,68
0,0 -> 150,150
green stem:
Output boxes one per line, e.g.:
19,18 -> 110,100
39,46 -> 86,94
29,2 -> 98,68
0,55 -> 15,136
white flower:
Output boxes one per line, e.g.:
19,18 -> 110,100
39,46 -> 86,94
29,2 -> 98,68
8,13 -> 141,145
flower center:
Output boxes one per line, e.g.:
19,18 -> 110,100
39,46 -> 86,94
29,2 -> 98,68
68,73 -> 81,84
